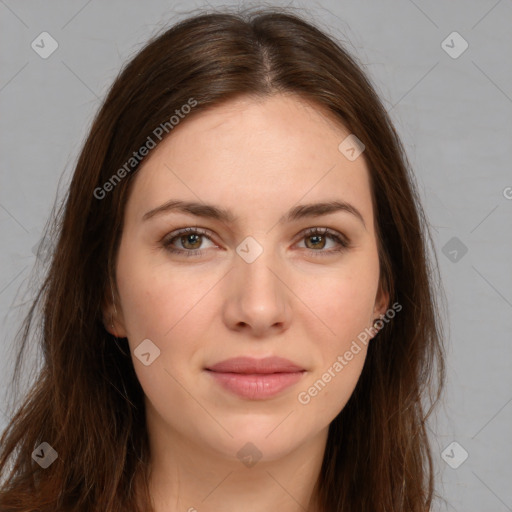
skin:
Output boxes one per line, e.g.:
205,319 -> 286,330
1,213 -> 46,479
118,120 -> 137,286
103,93 -> 389,512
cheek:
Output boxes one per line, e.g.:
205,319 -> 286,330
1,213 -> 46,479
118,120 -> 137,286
294,286 -> 373,419
115,240 -> 201,349
297,254 -> 380,343
292,252 -> 379,412
115,252 -> 211,408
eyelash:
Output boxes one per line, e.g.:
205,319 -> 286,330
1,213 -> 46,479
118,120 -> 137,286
161,227 -> 350,258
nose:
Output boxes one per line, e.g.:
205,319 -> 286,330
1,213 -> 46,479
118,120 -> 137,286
222,247 -> 292,338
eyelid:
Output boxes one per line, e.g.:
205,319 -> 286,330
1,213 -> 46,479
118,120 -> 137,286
299,226 -> 349,245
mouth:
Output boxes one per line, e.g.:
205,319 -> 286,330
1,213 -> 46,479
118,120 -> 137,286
204,356 -> 306,400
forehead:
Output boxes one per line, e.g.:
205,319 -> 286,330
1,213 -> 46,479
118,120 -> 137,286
124,93 -> 374,230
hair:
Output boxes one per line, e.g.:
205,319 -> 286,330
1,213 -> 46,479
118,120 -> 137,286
0,6 -> 445,512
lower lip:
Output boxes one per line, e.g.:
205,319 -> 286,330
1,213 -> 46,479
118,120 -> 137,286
206,370 -> 305,400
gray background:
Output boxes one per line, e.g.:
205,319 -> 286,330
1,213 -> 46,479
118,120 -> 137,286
1,1 -> 511,510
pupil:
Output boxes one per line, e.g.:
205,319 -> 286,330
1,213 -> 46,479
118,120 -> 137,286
309,235 -> 324,249
183,234 -> 200,248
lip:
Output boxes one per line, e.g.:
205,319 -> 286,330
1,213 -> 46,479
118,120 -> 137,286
205,356 -> 306,400
206,356 -> 305,374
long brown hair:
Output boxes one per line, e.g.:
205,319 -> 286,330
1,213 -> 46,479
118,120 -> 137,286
0,7 -> 445,511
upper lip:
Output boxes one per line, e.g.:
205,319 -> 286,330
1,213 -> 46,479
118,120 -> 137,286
206,356 -> 305,374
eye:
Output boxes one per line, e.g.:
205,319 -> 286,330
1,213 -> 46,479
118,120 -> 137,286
296,227 -> 350,257
161,226 -> 350,258
161,227 -> 216,257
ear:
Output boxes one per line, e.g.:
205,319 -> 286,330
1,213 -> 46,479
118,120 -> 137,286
372,282 -> 390,319
369,282 -> 390,340
101,283 -> 128,338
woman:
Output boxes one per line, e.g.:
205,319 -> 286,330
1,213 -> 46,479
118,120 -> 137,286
0,7 -> 445,512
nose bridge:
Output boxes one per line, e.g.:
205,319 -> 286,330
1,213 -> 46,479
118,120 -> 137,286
236,236 -> 281,303
227,234 -> 290,332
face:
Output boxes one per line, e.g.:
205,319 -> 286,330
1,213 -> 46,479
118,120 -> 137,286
105,93 -> 388,463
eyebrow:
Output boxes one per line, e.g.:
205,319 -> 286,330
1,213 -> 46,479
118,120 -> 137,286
142,199 -> 366,229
